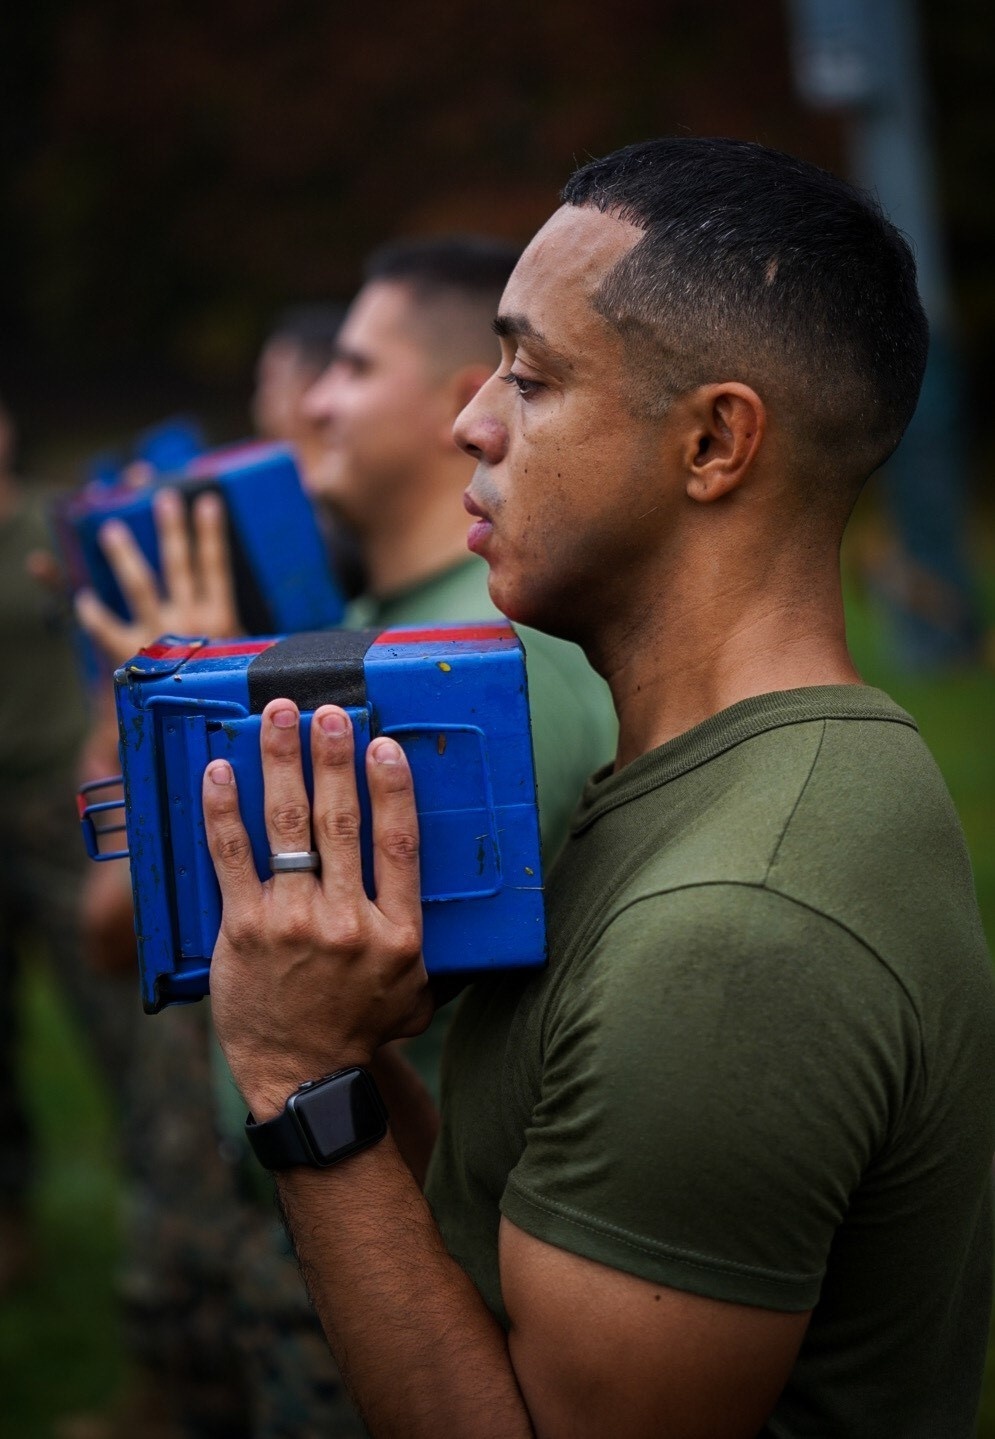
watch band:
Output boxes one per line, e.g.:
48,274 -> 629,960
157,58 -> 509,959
245,1066 -> 388,1170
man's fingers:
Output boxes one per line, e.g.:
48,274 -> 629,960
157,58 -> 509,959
203,760 -> 259,905
192,492 -> 239,634
260,700 -> 315,864
155,488 -> 196,611
75,588 -> 134,666
367,737 -> 422,929
97,518 -> 162,629
311,706 -> 365,905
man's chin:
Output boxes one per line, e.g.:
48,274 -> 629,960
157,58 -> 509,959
487,571 -> 555,635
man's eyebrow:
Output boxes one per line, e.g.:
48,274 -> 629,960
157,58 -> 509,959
492,313 -> 544,343
492,313 -> 573,369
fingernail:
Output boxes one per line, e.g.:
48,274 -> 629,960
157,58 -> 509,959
370,737 -> 401,765
100,519 -> 126,541
272,708 -> 297,729
209,761 -> 233,785
318,709 -> 348,735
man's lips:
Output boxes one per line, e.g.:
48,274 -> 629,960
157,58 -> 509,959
463,490 -> 493,555
462,490 -> 489,521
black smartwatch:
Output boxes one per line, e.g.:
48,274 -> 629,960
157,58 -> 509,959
245,1066 -> 388,1170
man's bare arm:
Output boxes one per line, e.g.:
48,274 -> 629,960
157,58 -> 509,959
370,1042 -> 440,1187
203,703 -> 807,1439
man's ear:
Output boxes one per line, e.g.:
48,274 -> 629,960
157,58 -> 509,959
438,364 -> 496,448
684,383 -> 765,504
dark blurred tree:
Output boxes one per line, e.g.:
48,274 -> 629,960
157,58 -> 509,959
920,0 -> 995,448
18,0 -> 993,467
0,0 -> 842,406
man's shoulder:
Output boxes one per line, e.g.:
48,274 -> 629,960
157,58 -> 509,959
553,689 -> 990,1008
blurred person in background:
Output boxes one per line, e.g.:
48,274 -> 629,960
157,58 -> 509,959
252,302 -> 366,602
251,303 -> 345,479
0,395 -> 137,1293
76,235 -> 617,1438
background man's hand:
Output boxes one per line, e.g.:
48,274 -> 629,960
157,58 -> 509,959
75,487 -> 241,666
203,701 -> 434,1118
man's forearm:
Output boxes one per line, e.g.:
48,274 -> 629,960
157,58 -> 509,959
370,1043 -> 439,1187
278,1134 -> 533,1439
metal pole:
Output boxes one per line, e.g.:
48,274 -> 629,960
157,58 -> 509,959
788,0 -> 981,668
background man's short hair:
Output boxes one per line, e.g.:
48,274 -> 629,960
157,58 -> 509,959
563,137 -> 929,500
265,304 -> 348,373
363,235 -> 520,300
362,235 -> 521,374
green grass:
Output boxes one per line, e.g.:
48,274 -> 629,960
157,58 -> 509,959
4,573 -> 995,1435
0,955 -> 127,1437
844,575 -> 995,1438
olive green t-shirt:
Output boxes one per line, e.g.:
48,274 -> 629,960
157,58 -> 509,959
427,685 -> 995,1437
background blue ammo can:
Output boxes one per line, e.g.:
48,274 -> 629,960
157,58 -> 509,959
83,623 -> 546,1012
51,439 -> 346,641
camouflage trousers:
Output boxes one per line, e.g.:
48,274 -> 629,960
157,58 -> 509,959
121,999 -> 368,1439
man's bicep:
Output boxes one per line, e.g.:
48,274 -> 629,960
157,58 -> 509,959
500,1219 -> 809,1439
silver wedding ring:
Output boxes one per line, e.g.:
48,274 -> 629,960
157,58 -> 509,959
269,850 -> 322,874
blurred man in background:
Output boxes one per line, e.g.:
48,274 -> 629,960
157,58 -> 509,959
251,304 -> 345,476
0,396 -> 137,1294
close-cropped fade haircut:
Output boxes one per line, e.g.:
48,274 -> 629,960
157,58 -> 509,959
563,138 -> 929,501
362,235 -> 520,374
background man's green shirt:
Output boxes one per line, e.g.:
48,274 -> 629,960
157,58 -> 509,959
428,685 -> 995,1437
347,555 -> 617,1096
347,555 -> 617,866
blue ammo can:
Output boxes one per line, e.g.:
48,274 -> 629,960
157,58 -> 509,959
51,439 -> 345,637
79,622 -> 546,1012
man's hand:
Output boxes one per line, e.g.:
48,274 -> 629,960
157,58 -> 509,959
203,700 -> 434,1119
75,487 -> 240,667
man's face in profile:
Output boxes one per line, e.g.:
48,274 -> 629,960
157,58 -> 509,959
456,205 -> 674,641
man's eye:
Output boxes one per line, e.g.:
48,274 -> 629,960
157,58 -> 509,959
501,371 -> 543,399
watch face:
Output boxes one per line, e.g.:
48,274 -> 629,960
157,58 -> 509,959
294,1069 -> 387,1164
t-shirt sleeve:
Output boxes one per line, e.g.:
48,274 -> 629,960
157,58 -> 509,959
500,881 -> 919,1311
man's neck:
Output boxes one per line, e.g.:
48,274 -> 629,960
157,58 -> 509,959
594,541 -> 860,771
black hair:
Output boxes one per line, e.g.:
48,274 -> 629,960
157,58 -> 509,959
266,303 -> 348,372
363,234 -> 520,300
563,137 -> 929,496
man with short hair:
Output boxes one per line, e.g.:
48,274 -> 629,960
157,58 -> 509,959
203,139 -> 995,1438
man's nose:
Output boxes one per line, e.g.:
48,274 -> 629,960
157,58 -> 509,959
454,384 -> 508,464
